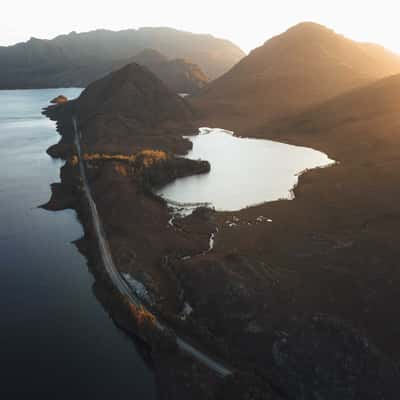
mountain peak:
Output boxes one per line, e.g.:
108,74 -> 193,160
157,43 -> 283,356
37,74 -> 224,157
192,22 -> 400,132
75,62 -> 195,154
77,62 -> 192,126
133,48 -> 169,64
286,21 -> 333,34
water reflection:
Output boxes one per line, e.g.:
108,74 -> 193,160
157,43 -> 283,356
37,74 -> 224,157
0,89 -> 157,399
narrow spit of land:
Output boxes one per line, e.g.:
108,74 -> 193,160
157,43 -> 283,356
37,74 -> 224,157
72,117 -> 233,378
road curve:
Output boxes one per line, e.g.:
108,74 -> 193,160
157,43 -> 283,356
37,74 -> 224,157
72,117 -> 232,377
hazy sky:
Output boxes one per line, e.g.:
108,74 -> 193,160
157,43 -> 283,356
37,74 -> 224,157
2,0 -> 400,54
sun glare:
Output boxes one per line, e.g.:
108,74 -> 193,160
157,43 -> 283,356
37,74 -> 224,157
2,0 -> 400,54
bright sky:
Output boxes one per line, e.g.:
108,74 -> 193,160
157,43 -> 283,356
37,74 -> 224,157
2,0 -> 400,54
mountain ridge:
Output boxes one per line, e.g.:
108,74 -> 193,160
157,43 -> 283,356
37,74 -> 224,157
191,22 -> 400,133
116,49 -> 209,94
260,72 -> 400,162
0,27 -> 244,89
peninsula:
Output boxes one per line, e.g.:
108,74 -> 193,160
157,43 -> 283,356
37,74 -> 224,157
43,22 -> 400,400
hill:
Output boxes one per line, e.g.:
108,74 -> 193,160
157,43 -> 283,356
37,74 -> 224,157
0,27 -> 244,89
75,62 -> 196,154
192,22 -> 400,132
262,73 -> 400,162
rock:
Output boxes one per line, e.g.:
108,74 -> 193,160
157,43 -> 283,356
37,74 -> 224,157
46,143 -> 74,159
40,183 -> 76,211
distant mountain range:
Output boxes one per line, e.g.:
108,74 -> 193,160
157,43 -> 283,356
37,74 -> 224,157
0,27 -> 244,90
115,49 -> 209,94
192,22 -> 400,132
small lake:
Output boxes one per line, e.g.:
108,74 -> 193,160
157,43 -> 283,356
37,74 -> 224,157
0,89 -> 157,399
157,128 -> 334,211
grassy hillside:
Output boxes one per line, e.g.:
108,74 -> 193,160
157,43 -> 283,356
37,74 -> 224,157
192,22 -> 400,133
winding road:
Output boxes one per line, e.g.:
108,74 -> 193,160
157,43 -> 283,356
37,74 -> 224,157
72,117 -> 232,377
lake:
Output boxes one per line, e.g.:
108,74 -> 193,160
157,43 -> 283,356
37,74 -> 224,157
0,89 -> 157,399
157,127 -> 334,211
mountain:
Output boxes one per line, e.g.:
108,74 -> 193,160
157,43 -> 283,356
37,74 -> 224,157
192,22 -> 400,132
116,49 -> 209,94
75,63 -> 195,154
262,73 -> 400,162
0,27 -> 244,89
77,62 -> 192,123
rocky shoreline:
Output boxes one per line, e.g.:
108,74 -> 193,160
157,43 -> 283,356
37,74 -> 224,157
41,102 -> 234,399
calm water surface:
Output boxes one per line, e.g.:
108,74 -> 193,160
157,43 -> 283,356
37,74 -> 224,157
158,128 -> 334,211
0,89 -> 157,399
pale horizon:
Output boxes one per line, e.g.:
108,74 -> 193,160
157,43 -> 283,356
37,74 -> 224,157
2,0 -> 400,55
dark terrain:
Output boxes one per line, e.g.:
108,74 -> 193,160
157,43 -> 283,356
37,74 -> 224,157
43,22 -> 400,400
0,27 -> 244,89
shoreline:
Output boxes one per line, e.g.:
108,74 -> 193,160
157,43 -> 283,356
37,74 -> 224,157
42,102 -> 239,399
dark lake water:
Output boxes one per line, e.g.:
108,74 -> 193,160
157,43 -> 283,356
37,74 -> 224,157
0,89 -> 157,399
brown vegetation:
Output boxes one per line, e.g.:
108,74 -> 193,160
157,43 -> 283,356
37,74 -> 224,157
50,95 -> 68,104
83,150 -> 169,172
128,302 -> 156,326
69,155 -> 79,167
114,164 -> 128,177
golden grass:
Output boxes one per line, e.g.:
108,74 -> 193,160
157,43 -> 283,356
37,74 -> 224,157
83,153 -> 136,162
83,149 -> 168,169
114,164 -> 128,176
139,149 -> 168,167
128,302 -> 156,326
69,155 -> 79,167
